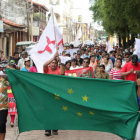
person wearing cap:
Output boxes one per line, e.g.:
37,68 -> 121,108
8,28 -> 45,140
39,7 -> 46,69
6,60 -> 16,69
98,49 -> 102,54
21,58 -> 31,72
120,55 -> 140,82
17,51 -> 28,70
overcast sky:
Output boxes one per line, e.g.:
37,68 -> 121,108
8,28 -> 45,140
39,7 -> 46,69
71,0 -> 93,24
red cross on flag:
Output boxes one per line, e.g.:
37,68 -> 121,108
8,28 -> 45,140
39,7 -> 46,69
29,11 -> 64,73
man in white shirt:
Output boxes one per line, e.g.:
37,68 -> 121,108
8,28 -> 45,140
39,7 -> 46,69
17,51 -> 28,70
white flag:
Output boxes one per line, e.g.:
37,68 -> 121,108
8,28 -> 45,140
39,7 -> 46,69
75,26 -> 82,41
74,27 -> 82,47
59,56 -> 71,64
133,38 -> 140,59
106,40 -> 113,53
29,12 -> 63,73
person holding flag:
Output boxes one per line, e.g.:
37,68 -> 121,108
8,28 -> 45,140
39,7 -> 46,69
43,52 -> 64,75
28,10 -> 64,74
28,8 -> 64,136
43,52 -> 64,136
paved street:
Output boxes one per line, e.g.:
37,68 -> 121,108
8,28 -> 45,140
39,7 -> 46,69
5,116 -> 122,140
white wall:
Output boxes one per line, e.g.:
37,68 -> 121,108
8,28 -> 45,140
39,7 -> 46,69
1,0 -> 26,25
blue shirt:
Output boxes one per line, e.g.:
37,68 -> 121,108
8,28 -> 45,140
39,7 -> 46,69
83,54 -> 90,58
110,56 -> 115,64
21,67 -> 30,72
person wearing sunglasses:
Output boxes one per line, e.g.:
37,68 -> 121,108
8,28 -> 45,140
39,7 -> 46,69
82,57 -> 90,68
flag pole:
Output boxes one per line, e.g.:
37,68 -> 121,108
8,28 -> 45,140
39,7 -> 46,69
51,8 -> 58,50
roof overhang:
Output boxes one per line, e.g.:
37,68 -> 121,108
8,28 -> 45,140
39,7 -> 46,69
2,18 -> 26,28
28,0 -> 49,11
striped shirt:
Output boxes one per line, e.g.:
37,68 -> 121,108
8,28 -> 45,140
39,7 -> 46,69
109,68 -> 123,80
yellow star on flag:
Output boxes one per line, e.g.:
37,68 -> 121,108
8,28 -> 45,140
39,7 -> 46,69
62,106 -> 68,111
82,96 -> 88,102
89,111 -> 94,115
77,112 -> 83,117
67,88 -> 73,94
54,94 -> 60,100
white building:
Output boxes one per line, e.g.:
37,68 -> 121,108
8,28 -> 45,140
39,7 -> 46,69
33,0 -> 74,43
0,0 -> 27,57
33,0 -> 94,43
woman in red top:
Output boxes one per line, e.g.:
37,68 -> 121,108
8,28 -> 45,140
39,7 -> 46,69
43,53 -> 64,75
43,53 -> 64,136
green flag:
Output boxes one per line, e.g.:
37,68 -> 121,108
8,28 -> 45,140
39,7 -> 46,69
6,69 -> 140,139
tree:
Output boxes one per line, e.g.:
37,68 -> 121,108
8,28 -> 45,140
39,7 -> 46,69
90,0 -> 140,47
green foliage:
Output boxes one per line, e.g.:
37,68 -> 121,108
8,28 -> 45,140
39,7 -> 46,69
125,0 -> 140,34
90,0 -> 140,36
33,12 -> 40,21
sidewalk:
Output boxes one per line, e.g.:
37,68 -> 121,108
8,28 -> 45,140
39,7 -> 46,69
5,116 -> 122,140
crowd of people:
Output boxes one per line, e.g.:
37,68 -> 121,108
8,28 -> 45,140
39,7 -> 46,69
61,44 -> 135,81
0,43 -> 140,139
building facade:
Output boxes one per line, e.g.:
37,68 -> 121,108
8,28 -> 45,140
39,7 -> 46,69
38,0 -> 74,43
34,0 -> 93,44
0,0 -> 27,57
0,0 -> 48,57
28,0 -> 48,42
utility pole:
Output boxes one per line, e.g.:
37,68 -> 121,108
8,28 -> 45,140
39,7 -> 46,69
26,0 -> 33,41
30,0 -> 33,41
26,1 -> 30,41
0,1 -> 1,19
